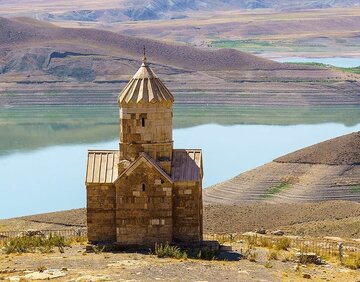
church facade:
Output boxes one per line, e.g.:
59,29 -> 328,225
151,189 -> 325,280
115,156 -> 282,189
85,56 -> 203,246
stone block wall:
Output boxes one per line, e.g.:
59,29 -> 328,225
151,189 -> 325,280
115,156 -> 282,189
119,104 -> 173,167
87,184 -> 116,242
172,181 -> 203,243
115,161 -> 173,246
119,143 -> 173,174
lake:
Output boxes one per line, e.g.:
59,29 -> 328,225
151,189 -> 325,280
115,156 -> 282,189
274,57 -> 360,68
1,105 -> 360,218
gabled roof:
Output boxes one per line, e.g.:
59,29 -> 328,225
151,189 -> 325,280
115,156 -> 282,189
172,149 -> 203,182
86,150 -> 119,184
86,149 -> 203,184
118,60 -> 174,106
115,152 -> 173,184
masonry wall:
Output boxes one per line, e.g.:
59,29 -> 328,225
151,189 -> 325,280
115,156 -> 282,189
172,181 -> 203,243
115,161 -> 173,246
87,184 -> 116,242
119,104 -> 173,174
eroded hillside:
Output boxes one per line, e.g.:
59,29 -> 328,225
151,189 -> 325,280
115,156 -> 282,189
204,131 -> 360,204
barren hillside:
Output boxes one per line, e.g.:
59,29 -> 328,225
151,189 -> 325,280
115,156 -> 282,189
275,131 -> 360,165
0,17 -> 279,72
204,131 -> 360,204
1,201 -> 360,238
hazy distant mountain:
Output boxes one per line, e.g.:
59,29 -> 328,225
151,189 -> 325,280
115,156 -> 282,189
45,0 -> 360,22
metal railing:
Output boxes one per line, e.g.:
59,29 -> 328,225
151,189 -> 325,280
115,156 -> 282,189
0,228 -> 87,242
203,233 -> 360,257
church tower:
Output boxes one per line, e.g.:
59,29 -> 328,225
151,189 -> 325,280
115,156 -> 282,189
118,54 -> 174,175
86,52 -> 203,247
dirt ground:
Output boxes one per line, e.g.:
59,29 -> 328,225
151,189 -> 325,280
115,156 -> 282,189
0,243 -> 359,282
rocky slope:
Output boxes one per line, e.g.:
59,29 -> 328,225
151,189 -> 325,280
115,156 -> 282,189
204,131 -> 360,204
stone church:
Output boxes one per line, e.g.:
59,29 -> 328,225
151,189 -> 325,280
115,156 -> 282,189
85,55 -> 203,246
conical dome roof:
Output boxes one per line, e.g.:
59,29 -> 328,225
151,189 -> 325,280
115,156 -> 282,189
118,59 -> 174,107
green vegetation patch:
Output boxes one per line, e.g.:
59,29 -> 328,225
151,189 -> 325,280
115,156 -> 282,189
288,62 -> 360,75
339,66 -> 360,74
154,242 -> 187,259
211,39 -> 273,51
343,252 -> 360,269
349,185 -> 360,193
263,182 -> 292,198
4,234 -> 68,254
286,62 -> 329,68
154,242 -> 221,260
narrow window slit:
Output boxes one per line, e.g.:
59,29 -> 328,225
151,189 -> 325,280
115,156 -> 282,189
141,118 -> 145,127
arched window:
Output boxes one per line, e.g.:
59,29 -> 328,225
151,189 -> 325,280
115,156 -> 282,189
141,117 -> 145,127
142,183 -> 146,191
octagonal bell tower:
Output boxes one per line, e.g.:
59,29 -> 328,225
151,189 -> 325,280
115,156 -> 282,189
118,54 -> 174,175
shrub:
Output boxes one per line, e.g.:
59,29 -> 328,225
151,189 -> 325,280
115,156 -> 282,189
195,249 -> 219,260
66,236 -> 88,245
280,252 -> 292,262
274,238 -> 291,251
3,234 -> 68,254
268,250 -> 278,260
37,266 -> 47,272
243,249 -> 257,262
258,237 -> 273,248
39,245 -> 54,254
92,245 -> 105,254
245,236 -> 257,249
247,251 -> 257,262
343,253 -> 360,269
154,243 -> 187,259
4,236 -> 39,253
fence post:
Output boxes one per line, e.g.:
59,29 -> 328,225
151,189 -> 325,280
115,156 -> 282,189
339,243 -> 344,265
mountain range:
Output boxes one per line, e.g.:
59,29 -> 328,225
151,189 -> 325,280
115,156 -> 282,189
43,0 -> 360,21
0,17 -> 359,108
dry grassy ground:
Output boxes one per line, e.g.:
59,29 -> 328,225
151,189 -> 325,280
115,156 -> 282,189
1,202 -> 360,281
1,200 -> 359,239
1,243 -> 360,282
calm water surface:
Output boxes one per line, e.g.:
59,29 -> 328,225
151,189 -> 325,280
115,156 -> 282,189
1,106 -> 360,218
274,57 -> 360,68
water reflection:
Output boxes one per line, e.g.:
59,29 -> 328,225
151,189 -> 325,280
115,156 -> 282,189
1,105 -> 359,155
1,121 -> 360,218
